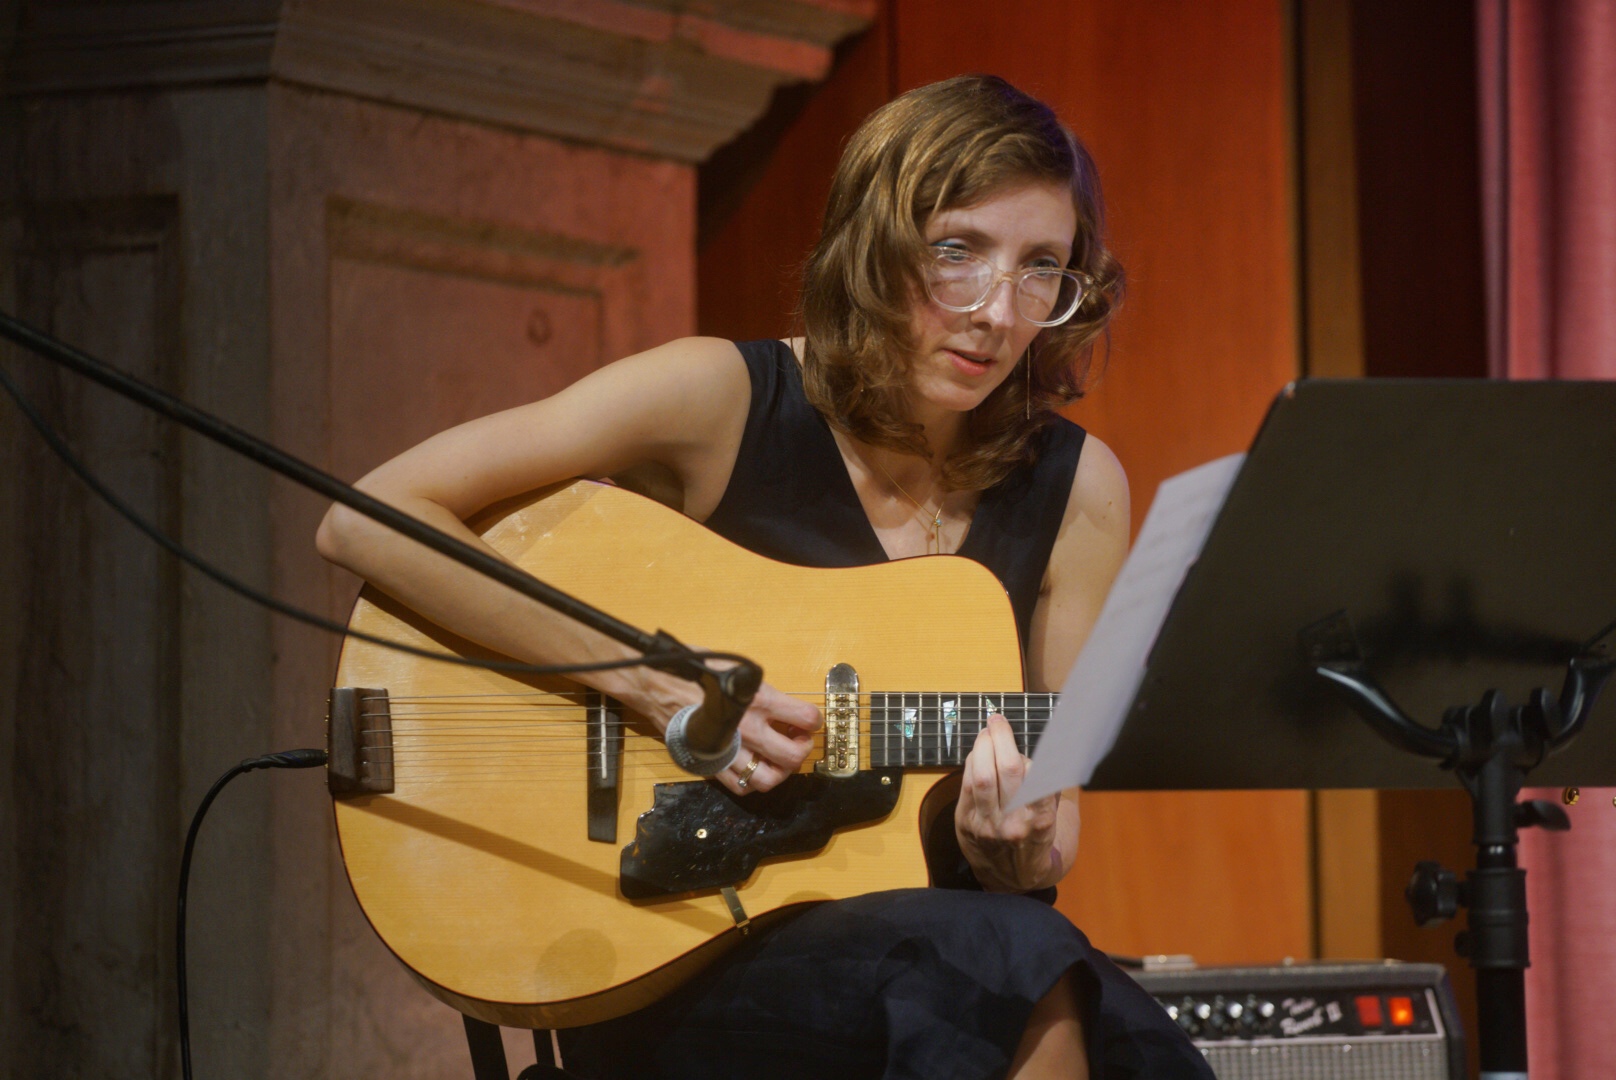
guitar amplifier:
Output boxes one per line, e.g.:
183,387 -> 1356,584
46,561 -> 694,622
1127,960 -> 1464,1080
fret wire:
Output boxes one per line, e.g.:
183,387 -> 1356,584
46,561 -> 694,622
879,695 -> 892,772
904,691 -> 918,767
877,693 -> 890,768
929,691 -> 938,767
927,692 -> 937,767
917,691 -> 927,768
873,693 -> 882,768
923,692 -> 935,767
879,691 -> 892,766
920,692 -> 929,767
893,693 -> 902,767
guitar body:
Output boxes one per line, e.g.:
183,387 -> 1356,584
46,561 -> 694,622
332,480 -> 1027,1028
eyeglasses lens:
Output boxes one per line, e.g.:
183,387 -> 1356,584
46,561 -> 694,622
1017,270 -> 1082,325
928,257 -> 985,309
926,252 -> 1083,326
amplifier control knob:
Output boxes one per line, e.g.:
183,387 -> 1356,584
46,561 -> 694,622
1234,995 -> 1273,1034
1177,998 -> 1213,1037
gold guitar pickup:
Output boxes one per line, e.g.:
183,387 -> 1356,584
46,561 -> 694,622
817,662 -> 860,778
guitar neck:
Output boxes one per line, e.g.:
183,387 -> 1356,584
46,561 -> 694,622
866,692 -> 1055,768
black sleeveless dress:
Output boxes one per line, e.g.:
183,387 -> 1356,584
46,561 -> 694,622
556,341 -> 1212,1080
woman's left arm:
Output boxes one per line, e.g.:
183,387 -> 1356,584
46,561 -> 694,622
956,434 -> 1130,892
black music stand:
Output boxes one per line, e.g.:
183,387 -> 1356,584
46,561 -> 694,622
1084,379 -> 1616,1078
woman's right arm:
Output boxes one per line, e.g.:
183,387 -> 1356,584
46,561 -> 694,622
315,336 -> 766,733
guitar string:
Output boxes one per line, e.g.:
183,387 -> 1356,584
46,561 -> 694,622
361,714 -> 1052,743
358,718 -> 1049,767
362,700 -> 1052,739
361,716 -> 1051,739
374,694 -> 1058,706
369,732 -> 1052,776
349,691 -> 1051,779
373,692 -> 1058,705
374,700 -> 1057,707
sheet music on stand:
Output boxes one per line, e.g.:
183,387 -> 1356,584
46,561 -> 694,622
1013,378 -> 1616,799
1011,453 -> 1243,809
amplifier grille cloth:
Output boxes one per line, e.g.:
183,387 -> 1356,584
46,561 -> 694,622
1201,1037 -> 1448,1080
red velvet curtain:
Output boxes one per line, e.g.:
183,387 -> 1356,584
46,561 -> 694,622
1478,1 -> 1616,1076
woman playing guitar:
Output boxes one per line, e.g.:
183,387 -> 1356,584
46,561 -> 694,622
318,75 -> 1210,1080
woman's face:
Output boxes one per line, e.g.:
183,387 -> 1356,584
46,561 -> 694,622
905,179 -> 1078,424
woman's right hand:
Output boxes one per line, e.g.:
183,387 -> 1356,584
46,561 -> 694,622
711,683 -> 822,796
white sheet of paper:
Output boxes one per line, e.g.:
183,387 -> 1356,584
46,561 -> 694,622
1008,453 -> 1245,809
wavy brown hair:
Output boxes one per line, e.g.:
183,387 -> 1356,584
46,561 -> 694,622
799,74 -> 1123,491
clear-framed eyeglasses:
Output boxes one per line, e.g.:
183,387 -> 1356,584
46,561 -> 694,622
924,247 -> 1091,327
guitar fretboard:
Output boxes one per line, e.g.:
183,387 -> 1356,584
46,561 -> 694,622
867,692 -> 1054,768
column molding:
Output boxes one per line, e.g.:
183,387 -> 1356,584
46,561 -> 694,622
3,0 -> 875,162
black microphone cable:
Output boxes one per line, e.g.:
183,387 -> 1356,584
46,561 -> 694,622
0,323 -> 755,1073
0,354 -> 744,679
178,749 -> 327,1080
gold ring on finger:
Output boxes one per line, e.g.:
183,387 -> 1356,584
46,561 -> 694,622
737,758 -> 761,789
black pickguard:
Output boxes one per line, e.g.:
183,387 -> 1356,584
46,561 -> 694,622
618,770 -> 902,900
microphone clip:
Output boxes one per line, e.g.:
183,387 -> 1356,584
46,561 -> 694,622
650,631 -> 762,777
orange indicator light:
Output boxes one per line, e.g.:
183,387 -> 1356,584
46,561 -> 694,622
1388,996 -> 1416,1027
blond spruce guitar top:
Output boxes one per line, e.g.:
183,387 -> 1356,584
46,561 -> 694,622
330,480 -> 1050,1028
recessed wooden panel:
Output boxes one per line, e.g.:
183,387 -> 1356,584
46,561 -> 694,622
11,197 -> 183,1079
329,261 -> 605,480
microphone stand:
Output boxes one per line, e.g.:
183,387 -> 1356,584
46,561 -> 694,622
0,310 -> 761,772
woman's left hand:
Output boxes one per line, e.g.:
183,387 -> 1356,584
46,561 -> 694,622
955,713 -> 1077,893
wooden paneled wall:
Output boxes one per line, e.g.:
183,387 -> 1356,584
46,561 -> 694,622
1298,0 -> 1486,1069
700,0 -> 1310,965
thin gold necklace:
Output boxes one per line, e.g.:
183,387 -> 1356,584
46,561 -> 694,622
873,456 -> 946,553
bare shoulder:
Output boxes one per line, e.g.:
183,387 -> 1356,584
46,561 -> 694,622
583,336 -> 748,404
352,336 -> 750,519
1024,431 -> 1129,691
623,334 -> 749,375
1067,432 -> 1129,533
1046,431 -> 1129,595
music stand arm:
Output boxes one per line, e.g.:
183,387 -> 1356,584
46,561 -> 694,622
1312,661 -> 1459,760
1551,650 -> 1616,746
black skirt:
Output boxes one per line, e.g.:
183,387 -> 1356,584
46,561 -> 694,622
557,889 -> 1213,1079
